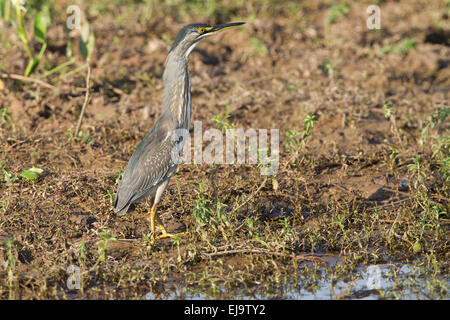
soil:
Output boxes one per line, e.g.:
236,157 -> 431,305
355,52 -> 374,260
0,0 -> 448,299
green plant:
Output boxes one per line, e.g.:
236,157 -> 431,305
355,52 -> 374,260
214,201 -> 230,228
1,161 -> 18,186
4,238 -> 16,299
285,129 -> 301,153
212,104 -> 234,133
433,135 -> 449,158
171,234 -> 183,263
303,114 -> 318,137
286,114 -> 318,161
8,0 -> 50,76
381,38 -> 417,55
421,108 -> 449,149
106,189 -> 115,205
279,217 -> 293,238
0,0 -> 12,20
79,131 -> 91,144
398,38 -> 417,54
19,166 -> 43,180
193,181 -> 213,227
439,156 -> 449,183
250,37 -> 268,55
78,17 -> 95,61
408,156 -> 426,189
286,82 -> 296,90
192,181 -> 230,231
388,147 -> 400,172
96,230 -> 116,263
255,145 -> 278,177
382,103 -> 396,119
326,4 -> 349,24
0,198 -> 7,214
331,213 -> 348,233
78,240 -> 87,262
113,168 -> 123,185
322,60 -> 335,77
65,128 -> 93,144
0,107 -> 11,124
245,216 -> 260,239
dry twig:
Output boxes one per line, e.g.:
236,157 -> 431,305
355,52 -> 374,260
74,65 -> 92,137
0,72 -> 56,89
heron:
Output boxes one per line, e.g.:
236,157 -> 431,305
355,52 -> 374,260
114,22 -> 245,240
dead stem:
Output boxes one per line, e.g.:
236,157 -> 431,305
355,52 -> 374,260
74,65 -> 92,137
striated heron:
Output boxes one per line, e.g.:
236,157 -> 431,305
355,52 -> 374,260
114,22 -> 245,240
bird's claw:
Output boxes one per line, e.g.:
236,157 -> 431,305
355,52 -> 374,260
154,231 -> 185,241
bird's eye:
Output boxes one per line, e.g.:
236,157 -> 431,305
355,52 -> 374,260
198,27 -> 206,34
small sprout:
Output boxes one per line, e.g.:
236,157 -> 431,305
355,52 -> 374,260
114,168 -> 123,185
381,38 -> 417,55
382,103 -> 396,119
286,82 -> 296,90
279,217 -> 292,238
285,129 -> 300,152
408,156 -> 426,189
398,38 -> 417,55
286,114 -> 318,162
438,156 -> 449,182
20,167 -> 43,180
192,183 -> 212,227
212,104 -> 234,133
322,60 -> 334,77
250,37 -> 268,55
78,241 -> 87,261
303,114 -> 318,137
11,1 -> 51,76
326,5 -> 349,24
96,230 -> 116,263
79,131 -> 90,144
412,241 -> 421,253
0,107 -> 11,124
106,190 -> 114,205
246,216 -> 260,239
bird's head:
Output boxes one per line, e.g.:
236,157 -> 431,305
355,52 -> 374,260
169,22 -> 245,59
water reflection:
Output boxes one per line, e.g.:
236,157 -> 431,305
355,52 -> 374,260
144,263 -> 448,300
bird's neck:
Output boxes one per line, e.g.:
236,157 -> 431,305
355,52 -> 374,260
162,52 -> 191,130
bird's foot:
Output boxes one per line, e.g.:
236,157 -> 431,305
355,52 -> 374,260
154,231 -> 185,241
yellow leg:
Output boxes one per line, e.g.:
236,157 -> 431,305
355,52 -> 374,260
148,178 -> 185,241
153,211 -> 185,240
149,204 -> 156,235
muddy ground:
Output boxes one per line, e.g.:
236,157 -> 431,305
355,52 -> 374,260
0,0 -> 448,299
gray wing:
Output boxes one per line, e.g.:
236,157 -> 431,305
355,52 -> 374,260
114,117 -> 182,215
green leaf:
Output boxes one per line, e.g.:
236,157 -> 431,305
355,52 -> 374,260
24,57 -> 39,77
24,43 -> 46,76
16,26 -> 27,45
0,0 -> 12,21
20,167 -> 43,180
34,11 -> 48,44
79,21 -> 95,61
326,5 -> 349,24
412,241 -> 421,253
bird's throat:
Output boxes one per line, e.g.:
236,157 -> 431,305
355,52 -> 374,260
162,53 -> 192,130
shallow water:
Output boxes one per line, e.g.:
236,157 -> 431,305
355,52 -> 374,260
144,261 -> 449,300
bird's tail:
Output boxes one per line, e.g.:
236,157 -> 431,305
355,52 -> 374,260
113,193 -> 131,216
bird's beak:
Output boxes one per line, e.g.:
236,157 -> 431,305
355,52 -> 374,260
208,22 -> 245,34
